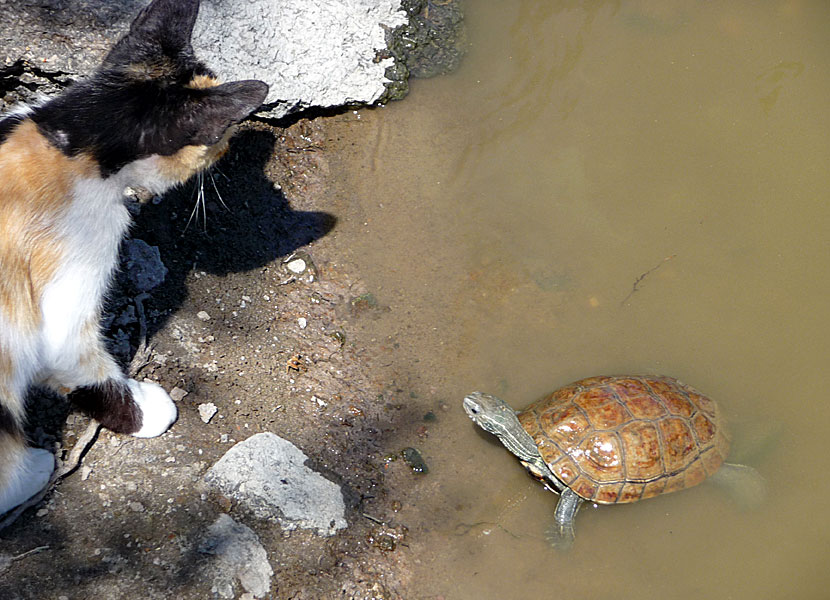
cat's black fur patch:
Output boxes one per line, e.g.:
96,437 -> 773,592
29,0 -> 267,176
68,379 -> 142,434
0,114 -> 24,146
0,402 -> 22,438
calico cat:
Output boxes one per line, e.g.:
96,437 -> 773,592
0,0 -> 268,514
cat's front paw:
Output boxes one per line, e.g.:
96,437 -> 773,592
0,447 -> 55,515
127,379 -> 177,438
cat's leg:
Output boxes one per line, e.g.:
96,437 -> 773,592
0,387 -> 55,515
51,322 -> 176,438
69,376 -> 178,438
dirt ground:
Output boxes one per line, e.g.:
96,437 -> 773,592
0,114 -> 439,599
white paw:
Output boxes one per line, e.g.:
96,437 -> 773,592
0,447 -> 55,515
127,379 -> 177,438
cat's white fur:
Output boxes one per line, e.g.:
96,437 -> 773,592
0,0 -> 267,518
0,136 -> 182,515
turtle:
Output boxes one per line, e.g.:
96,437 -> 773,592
463,375 -> 737,549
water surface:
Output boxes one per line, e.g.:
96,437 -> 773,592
329,1 -> 830,597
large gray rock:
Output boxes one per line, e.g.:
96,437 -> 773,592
1,0 -> 407,118
205,432 -> 347,536
194,0 -> 407,118
199,513 -> 274,599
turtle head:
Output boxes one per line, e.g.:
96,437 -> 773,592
464,392 -> 543,463
463,392 -> 518,437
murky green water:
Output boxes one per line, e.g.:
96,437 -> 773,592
330,1 -> 830,597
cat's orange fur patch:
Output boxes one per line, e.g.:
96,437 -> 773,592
0,120 -> 96,331
187,74 -> 220,89
124,58 -> 178,82
156,126 -> 234,183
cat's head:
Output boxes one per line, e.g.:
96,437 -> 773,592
32,0 -> 268,185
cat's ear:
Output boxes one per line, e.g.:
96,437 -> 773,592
186,80 -> 270,146
128,0 -> 200,52
104,0 -> 200,68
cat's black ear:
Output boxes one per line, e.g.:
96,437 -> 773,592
129,0 -> 200,51
105,0 -> 200,67
187,80 -> 270,146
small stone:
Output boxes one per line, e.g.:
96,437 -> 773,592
81,466 -> 93,481
197,311 -> 211,321
199,403 -> 219,423
298,317 -> 307,329
401,447 -> 429,474
285,258 -> 307,274
36,508 -> 48,517
129,502 -> 145,512
170,387 -> 189,402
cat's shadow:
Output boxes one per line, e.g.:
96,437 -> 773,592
127,127 -> 336,340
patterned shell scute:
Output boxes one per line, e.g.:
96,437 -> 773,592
518,375 -> 729,505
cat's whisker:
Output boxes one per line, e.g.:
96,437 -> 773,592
184,195 -> 200,232
198,173 -> 208,233
208,169 -> 230,212
183,173 -> 203,233
213,165 -> 232,182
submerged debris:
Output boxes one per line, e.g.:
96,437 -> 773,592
400,447 -> 429,474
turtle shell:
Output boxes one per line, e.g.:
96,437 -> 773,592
517,375 -> 729,505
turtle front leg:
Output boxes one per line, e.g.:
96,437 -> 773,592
546,488 -> 581,551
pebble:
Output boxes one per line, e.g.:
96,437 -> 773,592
285,258 -> 307,274
170,387 -> 188,402
197,311 -> 211,321
401,447 -> 429,474
129,502 -> 145,512
298,317 -> 308,329
199,403 -> 219,423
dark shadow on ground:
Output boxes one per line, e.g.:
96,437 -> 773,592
126,127 -> 336,339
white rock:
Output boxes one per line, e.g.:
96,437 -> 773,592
199,403 -> 219,424
285,258 -> 307,274
193,0 -> 408,118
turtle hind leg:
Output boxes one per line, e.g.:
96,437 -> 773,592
545,488 -> 581,551
710,462 -> 767,510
